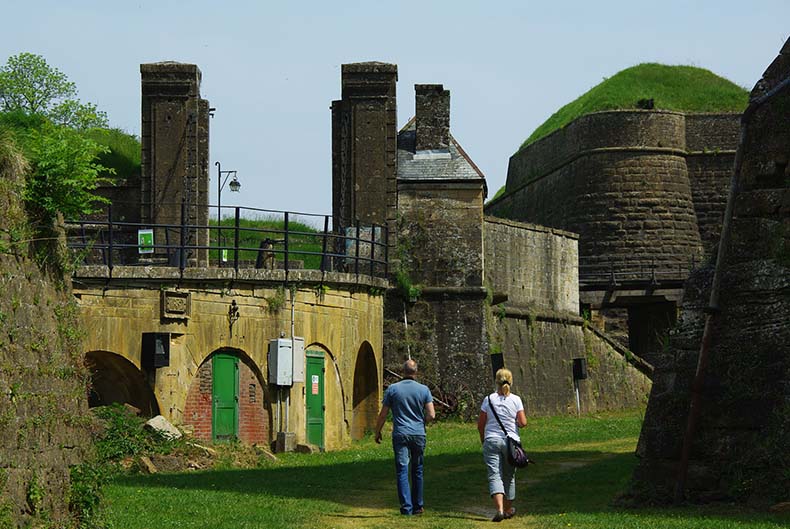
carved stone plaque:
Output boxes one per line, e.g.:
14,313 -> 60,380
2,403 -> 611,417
161,290 -> 191,320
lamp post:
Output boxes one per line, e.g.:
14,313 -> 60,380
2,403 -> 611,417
215,161 -> 240,264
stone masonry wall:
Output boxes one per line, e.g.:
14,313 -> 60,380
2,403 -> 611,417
0,160 -> 92,526
629,40 -> 790,504
482,216 -> 650,416
484,217 -> 578,313
398,185 -> 484,287
685,114 -> 740,253
487,316 -> 651,416
487,110 -> 742,272
488,113 -> 702,274
384,183 -> 489,416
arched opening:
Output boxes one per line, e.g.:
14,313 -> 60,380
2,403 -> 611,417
183,348 -> 271,444
351,342 -> 379,440
85,350 -> 159,417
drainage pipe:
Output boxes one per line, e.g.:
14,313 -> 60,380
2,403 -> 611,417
674,75 -> 790,503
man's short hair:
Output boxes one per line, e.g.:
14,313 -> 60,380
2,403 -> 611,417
403,359 -> 418,376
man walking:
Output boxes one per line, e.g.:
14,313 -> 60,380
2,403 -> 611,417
375,359 -> 435,515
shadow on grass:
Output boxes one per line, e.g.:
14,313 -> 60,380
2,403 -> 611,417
109,447 -> 787,526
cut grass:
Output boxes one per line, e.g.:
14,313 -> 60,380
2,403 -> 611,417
103,409 -> 788,528
521,63 -> 749,150
209,215 -> 324,269
489,64 -> 750,203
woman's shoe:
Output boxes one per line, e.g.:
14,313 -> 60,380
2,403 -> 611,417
492,511 -> 505,522
504,508 -> 516,519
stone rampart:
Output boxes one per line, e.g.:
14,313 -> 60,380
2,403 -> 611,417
484,217 -> 578,314
488,110 -> 742,268
629,40 -> 790,504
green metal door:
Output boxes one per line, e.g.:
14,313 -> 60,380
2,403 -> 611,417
305,351 -> 325,449
212,353 -> 239,441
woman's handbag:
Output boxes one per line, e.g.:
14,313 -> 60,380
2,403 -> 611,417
487,396 -> 532,468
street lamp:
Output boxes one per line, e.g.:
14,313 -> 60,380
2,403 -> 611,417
215,161 -> 240,263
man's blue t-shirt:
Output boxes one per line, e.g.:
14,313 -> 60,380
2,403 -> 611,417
382,378 -> 433,436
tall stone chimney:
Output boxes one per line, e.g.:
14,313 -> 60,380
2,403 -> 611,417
331,62 -> 398,233
140,62 -> 210,265
415,84 -> 450,152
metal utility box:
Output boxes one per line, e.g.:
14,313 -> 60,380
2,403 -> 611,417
268,337 -> 305,385
292,337 -> 305,383
141,332 -> 170,369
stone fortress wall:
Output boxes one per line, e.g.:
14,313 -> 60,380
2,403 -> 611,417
487,110 -> 741,272
485,109 -> 741,366
629,40 -> 790,504
483,217 -> 651,415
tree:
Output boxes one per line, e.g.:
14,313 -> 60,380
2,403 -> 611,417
23,122 -> 112,222
0,52 -> 107,129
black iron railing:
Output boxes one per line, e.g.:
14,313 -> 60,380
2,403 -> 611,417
578,257 -> 699,289
65,203 -> 389,279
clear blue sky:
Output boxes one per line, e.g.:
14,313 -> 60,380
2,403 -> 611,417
2,1 -> 788,217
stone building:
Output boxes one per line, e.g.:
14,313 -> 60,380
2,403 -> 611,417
333,63 -> 652,416
73,62 -> 388,452
628,39 -> 790,504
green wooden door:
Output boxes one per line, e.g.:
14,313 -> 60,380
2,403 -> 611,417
212,353 -> 239,441
305,351 -> 325,449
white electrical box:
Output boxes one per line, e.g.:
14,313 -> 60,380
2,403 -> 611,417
268,337 -> 305,386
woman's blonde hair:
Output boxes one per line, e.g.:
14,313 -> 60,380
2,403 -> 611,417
495,368 -> 513,396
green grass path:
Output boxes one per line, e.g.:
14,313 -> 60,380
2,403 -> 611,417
104,410 -> 788,528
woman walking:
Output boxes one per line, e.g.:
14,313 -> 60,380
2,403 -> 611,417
478,368 -> 527,522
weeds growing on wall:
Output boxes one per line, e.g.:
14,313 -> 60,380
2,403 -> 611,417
265,286 -> 286,313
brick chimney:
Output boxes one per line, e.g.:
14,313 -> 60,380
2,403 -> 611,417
415,84 -> 450,152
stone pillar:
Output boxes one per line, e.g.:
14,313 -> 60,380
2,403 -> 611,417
331,62 -> 398,254
141,62 -> 210,266
415,84 -> 450,152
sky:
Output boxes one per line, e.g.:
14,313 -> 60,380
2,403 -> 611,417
2,1 -> 789,218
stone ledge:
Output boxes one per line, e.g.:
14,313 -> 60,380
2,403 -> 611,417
73,266 -> 389,289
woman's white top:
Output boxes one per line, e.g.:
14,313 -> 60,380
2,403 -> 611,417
481,392 -> 524,442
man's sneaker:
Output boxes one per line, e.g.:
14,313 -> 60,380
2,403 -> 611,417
414,508 -> 424,515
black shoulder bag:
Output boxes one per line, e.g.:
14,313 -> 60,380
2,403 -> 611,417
487,395 -> 532,468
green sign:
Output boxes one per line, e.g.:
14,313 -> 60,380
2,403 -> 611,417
138,229 -> 154,254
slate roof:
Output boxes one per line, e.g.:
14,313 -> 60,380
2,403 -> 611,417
397,119 -> 486,189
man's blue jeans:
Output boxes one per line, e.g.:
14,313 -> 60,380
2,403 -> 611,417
392,433 -> 426,514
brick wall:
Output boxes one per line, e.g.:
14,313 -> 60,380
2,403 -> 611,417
183,353 -> 270,444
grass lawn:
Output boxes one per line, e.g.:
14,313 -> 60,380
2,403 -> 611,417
103,409 -> 787,528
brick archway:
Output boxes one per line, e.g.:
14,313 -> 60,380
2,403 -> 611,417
183,348 -> 271,444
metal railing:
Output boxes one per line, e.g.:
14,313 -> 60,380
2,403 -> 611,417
578,257 -> 700,289
65,203 -> 389,280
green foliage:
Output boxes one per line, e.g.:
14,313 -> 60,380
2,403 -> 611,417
93,404 -> 169,463
265,286 -> 286,313
69,462 -> 110,529
395,268 -> 421,302
23,122 -> 112,221
0,52 -> 107,129
26,473 -> 45,515
521,63 -> 749,149
84,127 -> 141,180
